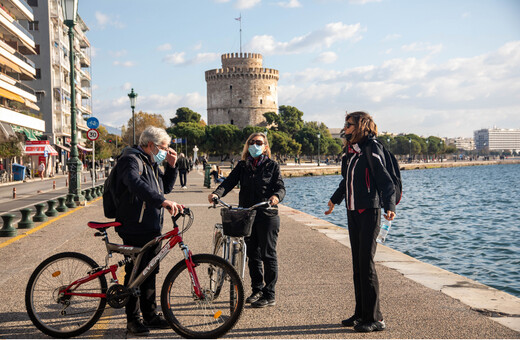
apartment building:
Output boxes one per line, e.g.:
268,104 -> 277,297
447,137 -> 475,151
474,128 -> 520,152
0,0 -> 42,151
23,0 -> 92,165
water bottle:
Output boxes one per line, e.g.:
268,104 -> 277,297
377,220 -> 391,243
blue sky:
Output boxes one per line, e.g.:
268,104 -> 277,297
77,0 -> 520,138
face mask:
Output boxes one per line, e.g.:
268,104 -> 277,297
153,145 -> 167,163
248,144 -> 264,158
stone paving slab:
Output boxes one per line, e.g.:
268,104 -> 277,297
0,170 -> 518,338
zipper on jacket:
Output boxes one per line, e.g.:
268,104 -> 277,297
365,168 -> 370,193
138,202 -> 146,223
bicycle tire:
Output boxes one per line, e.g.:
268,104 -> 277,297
25,252 -> 107,338
211,226 -> 226,297
161,254 -> 244,338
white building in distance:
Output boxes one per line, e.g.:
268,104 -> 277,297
474,128 -> 520,152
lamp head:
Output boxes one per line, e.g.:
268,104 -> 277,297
62,0 -> 78,26
128,88 -> 138,109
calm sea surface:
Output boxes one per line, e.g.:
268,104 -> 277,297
283,163 -> 520,297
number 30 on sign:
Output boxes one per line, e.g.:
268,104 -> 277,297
87,129 -> 99,141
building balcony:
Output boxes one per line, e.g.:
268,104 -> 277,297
0,105 -> 44,133
1,0 -> 34,21
0,6 -> 35,50
0,77 -> 36,102
0,39 -> 36,77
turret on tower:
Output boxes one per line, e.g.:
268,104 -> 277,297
205,52 -> 279,128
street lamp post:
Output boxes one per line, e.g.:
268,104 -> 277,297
409,138 -> 412,162
63,0 -> 84,204
128,88 -> 138,145
317,132 -> 321,166
425,139 -> 429,162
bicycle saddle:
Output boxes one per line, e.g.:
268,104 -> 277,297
87,221 -> 122,229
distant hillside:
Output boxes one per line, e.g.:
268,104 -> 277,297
102,125 -> 121,136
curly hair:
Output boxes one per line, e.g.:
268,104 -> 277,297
345,111 -> 378,145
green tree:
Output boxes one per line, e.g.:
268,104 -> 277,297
268,130 -> 301,158
167,122 -> 206,157
0,134 -> 23,179
170,107 -> 202,125
203,124 -> 242,157
264,105 -> 304,136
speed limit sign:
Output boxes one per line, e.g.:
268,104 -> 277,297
87,128 -> 99,141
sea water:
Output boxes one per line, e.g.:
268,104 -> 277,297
283,163 -> 520,297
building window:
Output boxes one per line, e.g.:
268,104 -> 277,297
28,21 -> 39,31
239,99 -> 242,104
231,120 -> 234,125
260,99 -> 263,104
27,0 -> 38,6
35,68 -> 41,79
36,91 -> 44,102
229,85 -> 232,90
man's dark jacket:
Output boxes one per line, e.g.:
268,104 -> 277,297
114,146 -> 176,235
330,137 -> 396,213
213,158 -> 285,215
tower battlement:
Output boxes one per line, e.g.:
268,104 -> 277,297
205,52 -> 279,128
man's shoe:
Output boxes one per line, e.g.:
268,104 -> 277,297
245,291 -> 263,304
354,320 -> 386,332
143,313 -> 170,329
251,298 -> 276,308
341,315 -> 361,327
127,319 -> 150,335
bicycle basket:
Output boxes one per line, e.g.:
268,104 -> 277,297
220,208 -> 256,237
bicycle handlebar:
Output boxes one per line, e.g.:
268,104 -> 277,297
171,207 -> 191,223
210,197 -> 273,211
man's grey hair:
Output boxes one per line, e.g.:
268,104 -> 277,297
179,153 -> 185,157
139,126 -> 171,147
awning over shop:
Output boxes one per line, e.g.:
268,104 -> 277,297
55,144 -> 71,152
11,125 -> 43,141
24,98 -> 40,111
0,87 -> 25,104
77,144 -> 92,152
0,55 -> 22,73
24,141 -> 58,156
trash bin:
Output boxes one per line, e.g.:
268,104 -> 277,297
12,164 -> 26,181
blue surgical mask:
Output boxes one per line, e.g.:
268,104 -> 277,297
248,144 -> 264,158
153,145 -> 167,163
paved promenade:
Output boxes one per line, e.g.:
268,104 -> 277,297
0,170 -> 519,338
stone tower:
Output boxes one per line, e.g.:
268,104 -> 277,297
205,53 -> 279,128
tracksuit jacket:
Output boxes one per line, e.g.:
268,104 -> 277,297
330,137 -> 396,213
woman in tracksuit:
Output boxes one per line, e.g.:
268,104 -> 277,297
325,111 -> 396,333
208,132 -> 285,308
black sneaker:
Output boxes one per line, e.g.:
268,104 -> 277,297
341,315 -> 361,327
251,298 -> 276,308
143,313 -> 170,329
127,319 -> 150,335
245,291 -> 263,304
354,319 -> 386,332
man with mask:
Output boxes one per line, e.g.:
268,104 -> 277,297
114,126 -> 183,335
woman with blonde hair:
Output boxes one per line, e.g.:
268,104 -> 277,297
208,132 -> 285,308
325,111 -> 396,333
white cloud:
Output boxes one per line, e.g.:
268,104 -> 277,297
314,51 -> 338,64
235,0 -> 261,9
277,0 -> 302,8
402,42 -> 443,55
122,83 -> 132,91
113,61 -> 135,67
163,52 -> 219,65
157,43 -> 172,51
109,50 -> 127,58
382,33 -> 401,42
462,12 -> 471,19
279,41 -> 520,137
246,22 -> 363,55
349,0 -> 382,4
94,11 -> 125,29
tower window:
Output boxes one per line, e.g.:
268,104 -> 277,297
260,99 -> 263,104
229,85 -> 232,90
239,99 -> 242,104
231,120 -> 234,125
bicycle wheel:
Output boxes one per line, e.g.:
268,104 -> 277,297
211,226 -> 226,297
161,254 -> 244,338
25,252 -> 107,338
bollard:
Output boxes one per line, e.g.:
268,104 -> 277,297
84,189 -> 92,201
83,175 -> 86,183
65,193 -> 77,208
204,164 -> 211,188
90,187 -> 97,199
33,203 -> 48,222
13,187 -> 16,199
45,200 -> 59,217
98,185 -> 103,196
18,208 -> 34,229
65,178 -> 68,187
56,196 -> 68,212
0,214 -> 17,237
53,180 -> 56,189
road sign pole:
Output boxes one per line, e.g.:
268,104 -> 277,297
92,140 -> 95,187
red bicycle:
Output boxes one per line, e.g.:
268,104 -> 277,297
25,208 -> 244,338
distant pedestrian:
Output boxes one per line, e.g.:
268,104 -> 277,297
202,155 -> 208,169
177,153 -> 189,189
38,162 -> 45,180
325,111 -> 396,333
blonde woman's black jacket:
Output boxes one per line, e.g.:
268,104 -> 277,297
330,137 -> 396,213
213,158 -> 285,215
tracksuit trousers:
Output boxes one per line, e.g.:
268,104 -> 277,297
347,208 -> 384,323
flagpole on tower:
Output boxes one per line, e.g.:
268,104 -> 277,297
235,14 -> 242,53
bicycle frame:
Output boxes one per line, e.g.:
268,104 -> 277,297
60,211 -> 204,300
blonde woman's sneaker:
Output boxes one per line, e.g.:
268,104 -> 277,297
341,315 -> 361,327
251,298 -> 276,308
354,320 -> 385,332
245,291 -> 263,304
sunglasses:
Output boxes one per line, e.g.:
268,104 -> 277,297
249,140 -> 265,146
345,121 -> 356,128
